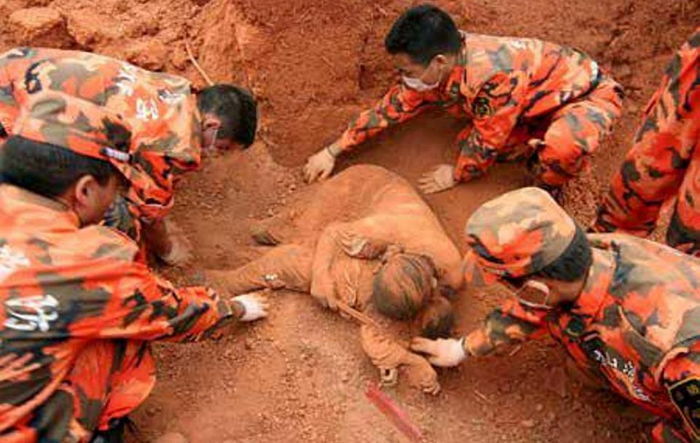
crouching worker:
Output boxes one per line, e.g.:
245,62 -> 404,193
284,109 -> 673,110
0,47 -> 258,265
412,187 -> 700,442
0,92 -> 267,442
208,165 -> 463,394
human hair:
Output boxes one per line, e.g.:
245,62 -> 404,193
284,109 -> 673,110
197,84 -> 258,148
535,225 -> 592,282
417,295 -> 455,339
372,253 -> 437,320
0,135 -> 116,198
384,4 -> 462,65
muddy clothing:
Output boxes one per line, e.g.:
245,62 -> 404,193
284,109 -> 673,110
0,185 -> 232,441
337,32 -> 623,187
593,30 -> 700,256
0,47 -> 201,228
209,165 -> 460,392
466,234 -> 700,442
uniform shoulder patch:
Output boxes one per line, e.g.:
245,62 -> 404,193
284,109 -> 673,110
669,377 -> 700,439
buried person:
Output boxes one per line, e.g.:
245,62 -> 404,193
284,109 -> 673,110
304,4 -> 623,201
413,187 -> 700,442
0,92 -> 267,442
0,46 -> 258,265
208,165 -> 463,394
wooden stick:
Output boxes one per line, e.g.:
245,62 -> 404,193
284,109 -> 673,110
184,40 -> 215,87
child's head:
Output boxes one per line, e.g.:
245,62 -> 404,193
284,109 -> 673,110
372,252 -> 454,338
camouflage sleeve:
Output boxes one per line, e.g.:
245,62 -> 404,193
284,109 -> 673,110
657,345 -> 700,443
465,296 -> 549,357
454,71 -> 528,182
93,262 -> 236,343
0,61 -> 18,141
593,30 -> 700,236
336,82 -> 436,152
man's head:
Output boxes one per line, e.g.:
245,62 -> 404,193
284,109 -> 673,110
1,92 -> 131,225
385,4 -> 462,91
464,187 -> 593,308
197,84 -> 258,154
372,252 -> 455,337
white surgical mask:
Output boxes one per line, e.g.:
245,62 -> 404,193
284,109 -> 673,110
402,75 -> 440,92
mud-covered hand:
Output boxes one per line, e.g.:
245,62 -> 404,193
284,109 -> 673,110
304,143 -> 340,183
411,337 -> 467,367
338,231 -> 388,259
401,352 -> 441,395
418,164 -> 457,194
231,292 -> 269,322
159,219 -> 193,266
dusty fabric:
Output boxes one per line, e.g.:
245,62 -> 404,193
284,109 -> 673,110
337,32 -> 623,186
0,184 -> 232,441
593,29 -> 700,256
208,244 -> 314,294
467,234 -> 700,442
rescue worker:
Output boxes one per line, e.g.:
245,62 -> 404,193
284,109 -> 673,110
410,187 -> 700,442
0,46 -> 258,265
0,91 -> 267,442
592,29 -> 700,255
208,165 -> 463,394
304,4 -> 624,200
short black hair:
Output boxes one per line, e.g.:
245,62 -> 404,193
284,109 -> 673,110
197,84 -> 258,148
535,225 -> 593,282
385,4 -> 462,65
0,135 -> 116,198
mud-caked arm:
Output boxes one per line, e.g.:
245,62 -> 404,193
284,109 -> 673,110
360,324 -> 439,394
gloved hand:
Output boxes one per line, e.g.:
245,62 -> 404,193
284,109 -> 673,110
410,337 -> 467,367
304,143 -> 339,183
418,164 -> 457,194
231,292 -> 269,322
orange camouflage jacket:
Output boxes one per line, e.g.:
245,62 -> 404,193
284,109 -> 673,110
337,32 -> 600,183
0,47 -> 202,223
466,234 -> 700,442
0,185 -> 232,436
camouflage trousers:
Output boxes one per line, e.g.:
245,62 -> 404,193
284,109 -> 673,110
4,340 -> 155,442
494,76 -> 624,187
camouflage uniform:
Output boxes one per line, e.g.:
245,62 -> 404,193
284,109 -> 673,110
337,33 -> 624,187
0,47 -> 202,244
465,187 -> 700,442
0,93 -> 233,441
593,29 -> 700,256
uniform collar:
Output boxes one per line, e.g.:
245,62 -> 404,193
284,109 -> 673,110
568,248 -> 615,325
0,184 -> 81,227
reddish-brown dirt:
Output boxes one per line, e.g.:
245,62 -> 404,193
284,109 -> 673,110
2,0 -> 699,441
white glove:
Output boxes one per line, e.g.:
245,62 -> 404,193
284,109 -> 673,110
418,164 -> 457,194
231,292 -> 269,322
410,337 -> 467,367
304,144 -> 338,183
